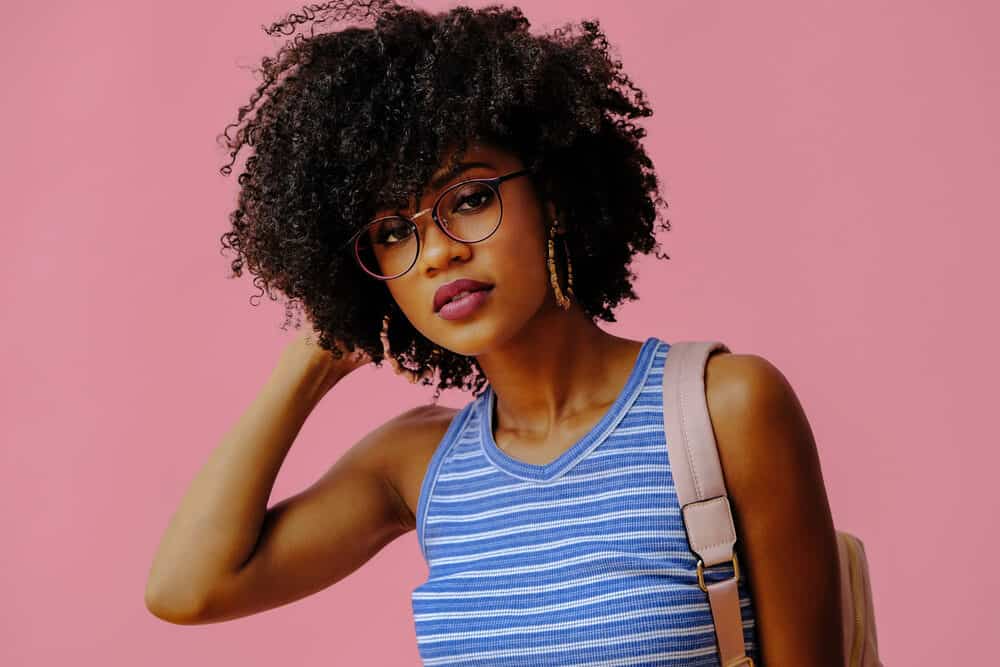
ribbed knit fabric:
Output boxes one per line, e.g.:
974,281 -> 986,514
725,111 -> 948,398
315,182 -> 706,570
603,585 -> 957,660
411,337 -> 759,666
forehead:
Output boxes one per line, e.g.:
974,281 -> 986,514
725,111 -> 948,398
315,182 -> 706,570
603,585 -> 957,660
434,140 -> 516,177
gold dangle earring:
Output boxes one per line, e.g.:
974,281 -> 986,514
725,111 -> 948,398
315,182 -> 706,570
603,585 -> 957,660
547,219 -> 575,310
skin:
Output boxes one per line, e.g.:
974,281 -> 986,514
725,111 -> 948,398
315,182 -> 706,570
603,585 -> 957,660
154,139 -> 844,665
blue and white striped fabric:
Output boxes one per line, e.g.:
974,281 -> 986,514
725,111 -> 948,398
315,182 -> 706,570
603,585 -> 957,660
411,337 -> 759,666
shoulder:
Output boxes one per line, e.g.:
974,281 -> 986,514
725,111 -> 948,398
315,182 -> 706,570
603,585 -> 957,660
394,402 -> 462,432
702,351 -> 820,499
366,403 -> 460,456
374,403 -> 463,530
704,351 -> 794,420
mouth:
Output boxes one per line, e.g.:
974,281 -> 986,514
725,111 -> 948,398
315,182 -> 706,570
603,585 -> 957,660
433,279 -> 495,313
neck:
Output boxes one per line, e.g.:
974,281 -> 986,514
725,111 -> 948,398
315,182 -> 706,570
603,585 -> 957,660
474,303 -> 643,440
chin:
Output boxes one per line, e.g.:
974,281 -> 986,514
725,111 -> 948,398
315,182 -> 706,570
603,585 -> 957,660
426,325 -> 497,358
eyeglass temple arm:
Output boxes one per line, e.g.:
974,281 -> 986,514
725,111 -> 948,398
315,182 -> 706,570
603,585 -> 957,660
494,167 -> 531,184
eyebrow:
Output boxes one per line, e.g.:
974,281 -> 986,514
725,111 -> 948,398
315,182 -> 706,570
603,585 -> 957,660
428,160 -> 496,191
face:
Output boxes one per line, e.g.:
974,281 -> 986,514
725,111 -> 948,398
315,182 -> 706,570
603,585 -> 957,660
368,140 -> 558,356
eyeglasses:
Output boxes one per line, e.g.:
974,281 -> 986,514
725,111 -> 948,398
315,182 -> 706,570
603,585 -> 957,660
342,168 -> 532,280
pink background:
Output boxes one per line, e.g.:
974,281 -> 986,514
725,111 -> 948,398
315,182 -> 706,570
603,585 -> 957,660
3,0 -> 997,664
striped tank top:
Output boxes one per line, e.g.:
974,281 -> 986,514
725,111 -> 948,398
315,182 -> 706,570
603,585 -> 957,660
410,336 -> 759,666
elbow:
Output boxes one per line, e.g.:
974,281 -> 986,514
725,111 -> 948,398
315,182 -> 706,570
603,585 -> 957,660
144,580 -> 207,625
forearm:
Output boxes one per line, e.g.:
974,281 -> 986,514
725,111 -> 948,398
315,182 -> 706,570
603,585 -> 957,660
145,355 -> 342,617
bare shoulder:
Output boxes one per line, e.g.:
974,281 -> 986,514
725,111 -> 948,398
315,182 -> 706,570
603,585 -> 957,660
370,403 -> 461,532
704,352 -> 789,415
703,351 -> 813,496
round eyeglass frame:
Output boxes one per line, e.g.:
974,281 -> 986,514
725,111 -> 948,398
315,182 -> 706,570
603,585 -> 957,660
342,167 -> 533,280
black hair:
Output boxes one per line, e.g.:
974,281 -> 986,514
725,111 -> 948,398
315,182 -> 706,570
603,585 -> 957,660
218,0 -> 671,402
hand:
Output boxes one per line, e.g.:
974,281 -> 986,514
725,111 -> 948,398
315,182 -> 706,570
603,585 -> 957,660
279,325 -> 372,398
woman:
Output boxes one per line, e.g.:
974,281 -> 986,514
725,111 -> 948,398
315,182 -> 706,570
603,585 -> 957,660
145,2 -> 844,664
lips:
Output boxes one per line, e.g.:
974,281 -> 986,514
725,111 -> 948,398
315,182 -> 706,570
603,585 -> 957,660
433,278 -> 494,312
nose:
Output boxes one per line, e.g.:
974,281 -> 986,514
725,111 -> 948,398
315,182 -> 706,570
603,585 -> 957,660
418,212 -> 472,272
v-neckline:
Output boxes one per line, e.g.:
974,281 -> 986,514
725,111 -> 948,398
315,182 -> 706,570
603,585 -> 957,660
478,336 -> 659,482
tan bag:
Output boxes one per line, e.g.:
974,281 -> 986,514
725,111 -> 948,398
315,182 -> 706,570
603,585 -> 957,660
661,341 -> 883,666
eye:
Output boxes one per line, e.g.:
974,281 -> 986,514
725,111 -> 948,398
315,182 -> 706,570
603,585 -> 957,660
370,218 -> 414,246
451,183 -> 494,213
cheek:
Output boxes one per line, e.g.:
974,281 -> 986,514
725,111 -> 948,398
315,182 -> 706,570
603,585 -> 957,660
499,236 -> 547,289
386,280 -> 422,319
490,206 -> 546,276
486,215 -> 552,310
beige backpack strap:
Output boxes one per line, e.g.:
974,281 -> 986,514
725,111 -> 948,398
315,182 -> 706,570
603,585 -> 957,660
662,340 -> 753,667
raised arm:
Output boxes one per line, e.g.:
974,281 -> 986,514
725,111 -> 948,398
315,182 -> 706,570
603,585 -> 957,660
143,330 -> 423,624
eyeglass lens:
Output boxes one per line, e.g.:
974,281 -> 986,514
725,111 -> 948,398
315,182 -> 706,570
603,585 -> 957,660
355,180 -> 502,278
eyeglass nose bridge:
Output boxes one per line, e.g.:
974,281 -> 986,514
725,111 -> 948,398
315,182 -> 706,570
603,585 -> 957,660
410,205 -> 434,223
407,203 -> 457,250
400,201 -> 451,243
408,190 -> 491,247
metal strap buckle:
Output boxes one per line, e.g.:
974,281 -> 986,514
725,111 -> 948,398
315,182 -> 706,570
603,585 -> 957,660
696,552 -> 741,593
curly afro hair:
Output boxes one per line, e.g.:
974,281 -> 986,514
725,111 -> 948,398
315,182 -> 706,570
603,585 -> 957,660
218,0 -> 671,402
